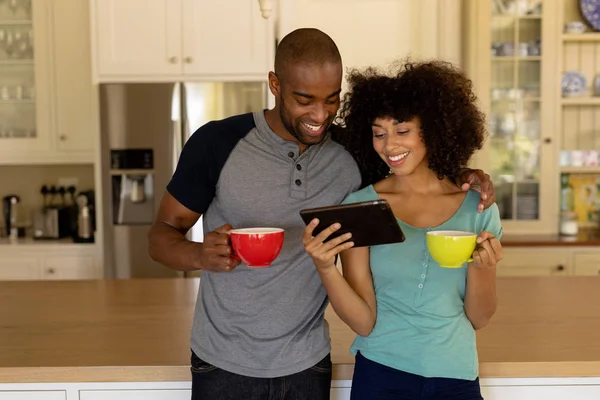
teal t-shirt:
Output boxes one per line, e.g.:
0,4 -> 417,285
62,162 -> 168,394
342,185 -> 503,380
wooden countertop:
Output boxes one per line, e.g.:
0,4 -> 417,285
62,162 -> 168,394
1,277 -> 600,383
502,229 -> 600,247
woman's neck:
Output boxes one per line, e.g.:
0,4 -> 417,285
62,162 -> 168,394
385,163 -> 455,196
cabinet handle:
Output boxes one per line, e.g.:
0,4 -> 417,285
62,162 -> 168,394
184,56 -> 193,63
59,134 -> 67,141
47,268 -> 55,274
544,137 -> 552,144
557,265 -> 565,271
169,56 -> 178,64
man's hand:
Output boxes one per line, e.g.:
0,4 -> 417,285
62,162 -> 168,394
198,224 -> 241,272
457,168 -> 495,213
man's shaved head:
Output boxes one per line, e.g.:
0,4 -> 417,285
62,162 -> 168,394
274,28 -> 342,79
266,28 -> 343,153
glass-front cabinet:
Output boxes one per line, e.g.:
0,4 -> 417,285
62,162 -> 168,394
465,0 -> 558,234
0,0 -> 52,156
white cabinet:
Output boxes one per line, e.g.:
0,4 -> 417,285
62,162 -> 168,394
79,390 -> 190,400
0,257 -> 40,280
573,253 -> 600,276
0,244 -> 101,281
0,0 -> 95,165
91,0 -> 181,78
482,384 -> 600,400
498,246 -> 600,277
0,392 -> 65,400
91,0 -> 274,82
51,0 -> 95,154
330,388 -> 351,400
497,248 -> 570,277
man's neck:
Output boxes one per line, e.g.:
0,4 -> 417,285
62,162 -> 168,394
264,108 -> 308,153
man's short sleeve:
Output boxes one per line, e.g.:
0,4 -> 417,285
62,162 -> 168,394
166,113 -> 254,215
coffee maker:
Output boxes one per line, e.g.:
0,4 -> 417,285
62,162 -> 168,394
73,190 -> 95,243
2,195 -> 20,239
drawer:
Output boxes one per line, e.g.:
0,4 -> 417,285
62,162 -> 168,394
0,258 -> 40,280
79,390 -> 190,400
573,253 -> 600,276
0,391 -> 66,400
498,248 -> 570,277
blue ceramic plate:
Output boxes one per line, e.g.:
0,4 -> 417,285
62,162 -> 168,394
562,71 -> 587,97
580,0 -> 600,31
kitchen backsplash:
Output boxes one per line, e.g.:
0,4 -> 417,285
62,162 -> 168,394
0,165 -> 94,229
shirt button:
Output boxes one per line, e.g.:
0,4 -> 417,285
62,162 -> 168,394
421,274 -> 426,278
288,151 -> 294,158
295,179 -> 302,186
418,284 -> 423,289
296,164 -> 302,171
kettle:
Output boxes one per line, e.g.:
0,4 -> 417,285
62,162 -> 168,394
2,195 -> 20,238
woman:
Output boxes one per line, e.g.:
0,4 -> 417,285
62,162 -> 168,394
303,60 -> 503,400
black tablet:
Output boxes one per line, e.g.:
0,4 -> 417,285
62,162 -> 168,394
299,199 -> 405,248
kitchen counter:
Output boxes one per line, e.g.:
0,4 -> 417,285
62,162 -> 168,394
1,277 -> 600,384
502,229 -> 600,247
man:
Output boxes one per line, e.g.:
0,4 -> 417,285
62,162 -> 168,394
148,28 -> 495,400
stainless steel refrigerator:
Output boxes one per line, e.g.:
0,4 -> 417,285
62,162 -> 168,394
99,82 -> 268,278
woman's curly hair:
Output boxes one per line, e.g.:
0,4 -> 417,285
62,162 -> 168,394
331,59 -> 486,187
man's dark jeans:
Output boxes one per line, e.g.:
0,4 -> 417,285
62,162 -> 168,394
191,350 -> 332,400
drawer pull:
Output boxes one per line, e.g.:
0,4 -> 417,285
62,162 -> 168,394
557,265 -> 565,271
47,268 -> 55,274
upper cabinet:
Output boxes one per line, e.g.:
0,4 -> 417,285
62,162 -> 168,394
0,0 -> 95,165
90,0 -> 275,82
465,0 -> 559,235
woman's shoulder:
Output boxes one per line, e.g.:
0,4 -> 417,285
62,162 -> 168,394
460,190 -> 503,237
342,184 -> 379,205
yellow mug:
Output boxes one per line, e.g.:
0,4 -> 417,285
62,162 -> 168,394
426,230 -> 477,268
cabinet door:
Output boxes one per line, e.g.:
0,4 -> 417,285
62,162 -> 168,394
482,384 -> 600,400
0,258 -> 39,280
0,0 -> 53,163
464,1 -> 557,235
573,253 -> 600,276
42,256 -> 97,280
80,390 -> 190,400
92,0 -> 182,79
330,388 -> 351,400
497,248 -> 570,277
0,392 -> 65,400
182,0 -> 273,78
51,0 -> 94,156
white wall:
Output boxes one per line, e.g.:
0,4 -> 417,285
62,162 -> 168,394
277,0 -> 464,80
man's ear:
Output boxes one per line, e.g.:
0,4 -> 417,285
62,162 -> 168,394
268,71 -> 280,97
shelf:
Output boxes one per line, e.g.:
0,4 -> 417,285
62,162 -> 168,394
492,14 -> 542,19
561,98 -> 600,106
561,166 -> 600,174
563,33 -> 600,42
492,56 -> 542,61
109,169 -> 154,175
0,99 -> 34,104
0,59 -> 33,65
0,20 -> 31,25
492,97 -> 541,102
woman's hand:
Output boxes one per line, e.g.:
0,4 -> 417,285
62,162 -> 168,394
471,231 -> 503,268
302,219 -> 354,272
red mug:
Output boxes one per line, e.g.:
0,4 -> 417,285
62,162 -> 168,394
229,228 -> 285,268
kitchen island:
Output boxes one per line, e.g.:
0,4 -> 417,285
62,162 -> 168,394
1,277 -> 600,400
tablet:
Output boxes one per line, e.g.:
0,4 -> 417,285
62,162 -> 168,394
299,199 -> 405,248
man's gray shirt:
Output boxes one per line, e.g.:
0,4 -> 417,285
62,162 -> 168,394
167,111 -> 361,378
